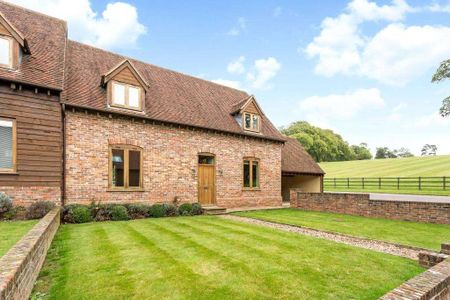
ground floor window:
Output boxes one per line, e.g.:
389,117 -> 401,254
243,158 -> 259,189
109,145 -> 143,190
0,117 -> 16,173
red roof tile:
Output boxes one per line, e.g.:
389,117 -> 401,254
282,137 -> 325,174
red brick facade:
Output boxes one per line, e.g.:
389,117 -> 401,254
65,111 -> 283,208
0,186 -> 61,207
290,191 -> 450,224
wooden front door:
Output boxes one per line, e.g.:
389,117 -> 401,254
198,155 -> 216,205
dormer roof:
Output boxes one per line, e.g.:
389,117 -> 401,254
230,95 -> 264,116
0,10 -> 29,53
101,59 -> 149,92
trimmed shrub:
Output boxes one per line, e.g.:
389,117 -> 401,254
126,204 -> 150,219
93,204 -> 112,222
163,203 -> 178,217
0,192 -> 12,214
110,205 -> 129,221
71,206 -> 93,223
149,204 -> 166,218
27,201 -> 55,219
191,203 -> 203,215
178,203 -> 193,216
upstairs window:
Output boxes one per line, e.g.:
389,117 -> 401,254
0,118 -> 16,173
243,112 -> 260,132
111,81 -> 142,111
109,145 -> 143,190
243,158 -> 259,189
0,36 -> 11,68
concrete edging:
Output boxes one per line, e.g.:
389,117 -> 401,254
0,207 -> 60,300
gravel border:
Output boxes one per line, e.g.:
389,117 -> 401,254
219,214 -> 427,260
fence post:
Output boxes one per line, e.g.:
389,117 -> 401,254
418,176 -> 421,190
362,177 -> 365,189
397,177 -> 400,190
444,176 -> 446,190
347,177 -> 350,188
378,177 -> 381,189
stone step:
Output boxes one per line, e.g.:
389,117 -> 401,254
202,206 -> 227,215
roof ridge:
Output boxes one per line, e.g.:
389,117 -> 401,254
68,39 -> 250,98
0,0 -> 67,24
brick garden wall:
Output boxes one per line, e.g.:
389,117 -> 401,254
0,208 -> 60,300
290,191 -> 450,224
65,111 -> 283,208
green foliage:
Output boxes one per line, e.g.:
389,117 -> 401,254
126,204 -> 150,219
149,204 -> 166,218
351,143 -> 372,160
191,203 -> 203,215
0,192 -> 12,214
281,121 -> 368,162
432,59 -> 450,117
162,203 -> 178,216
110,205 -> 129,221
70,206 -> 93,223
178,203 -> 193,216
421,144 -> 437,156
27,201 -> 55,219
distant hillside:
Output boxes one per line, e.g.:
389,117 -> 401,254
319,155 -> 450,177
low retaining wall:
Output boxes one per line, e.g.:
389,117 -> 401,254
0,208 -> 60,300
290,191 -> 450,224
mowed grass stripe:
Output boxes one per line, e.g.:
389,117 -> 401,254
33,217 -> 424,300
0,220 -> 37,257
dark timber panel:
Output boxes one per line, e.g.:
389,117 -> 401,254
0,84 -> 62,187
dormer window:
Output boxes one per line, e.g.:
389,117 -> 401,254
111,81 -> 142,111
0,36 -> 11,68
243,112 -> 260,132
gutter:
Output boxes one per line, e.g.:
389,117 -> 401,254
61,103 -> 66,206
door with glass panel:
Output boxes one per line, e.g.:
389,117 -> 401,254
198,154 -> 216,205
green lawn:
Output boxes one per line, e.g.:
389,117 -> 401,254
320,155 -> 450,177
0,220 -> 38,257
233,209 -> 450,251
33,216 -> 423,300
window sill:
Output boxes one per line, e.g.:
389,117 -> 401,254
107,188 -> 145,192
0,171 -> 18,175
242,188 -> 261,191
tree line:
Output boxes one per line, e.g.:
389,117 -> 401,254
281,121 -> 437,162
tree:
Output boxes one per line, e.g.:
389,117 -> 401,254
432,59 -> 450,117
351,143 -> 373,160
375,147 -> 397,159
421,144 -> 437,156
395,147 -> 414,158
281,121 -> 370,162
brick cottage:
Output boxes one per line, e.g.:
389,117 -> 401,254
0,2 -> 324,209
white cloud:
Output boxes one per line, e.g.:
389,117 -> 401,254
428,2 -> 450,12
413,112 -> 450,128
227,56 -> 246,74
299,88 -> 385,126
7,0 -> 146,50
246,57 -> 281,89
227,17 -> 247,36
305,0 -> 450,85
211,79 -> 241,89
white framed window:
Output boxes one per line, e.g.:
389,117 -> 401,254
0,36 -> 12,68
243,112 -> 260,132
0,117 -> 16,173
111,81 -> 142,110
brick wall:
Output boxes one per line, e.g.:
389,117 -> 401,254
0,208 -> 60,300
0,186 -> 61,207
65,111 -> 283,208
290,192 -> 450,224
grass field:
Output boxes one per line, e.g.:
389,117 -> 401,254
0,220 -> 38,257
319,155 -> 450,177
33,216 -> 423,299
233,209 -> 450,250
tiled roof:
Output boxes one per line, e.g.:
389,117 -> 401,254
62,40 -> 285,141
0,1 -> 67,90
282,137 -> 325,174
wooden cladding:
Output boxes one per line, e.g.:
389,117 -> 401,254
0,85 -> 62,186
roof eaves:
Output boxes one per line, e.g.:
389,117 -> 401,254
0,10 -> 29,53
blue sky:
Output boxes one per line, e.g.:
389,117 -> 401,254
12,0 -> 450,155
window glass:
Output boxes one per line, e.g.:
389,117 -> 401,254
243,160 -> 250,187
244,113 -> 251,129
0,37 -> 10,66
198,155 -> 215,165
111,149 -> 124,187
0,119 -> 13,169
252,161 -> 259,188
112,83 -> 126,105
128,86 -> 140,108
252,115 -> 259,130
128,150 -> 141,187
